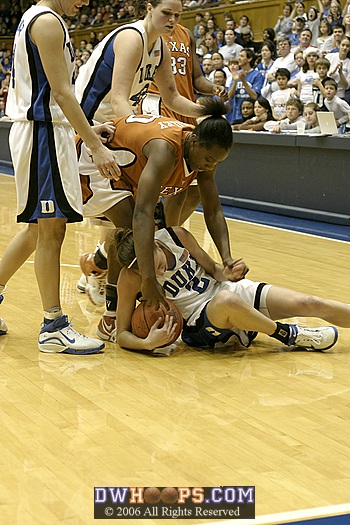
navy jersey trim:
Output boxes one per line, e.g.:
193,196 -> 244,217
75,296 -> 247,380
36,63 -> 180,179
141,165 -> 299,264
80,26 -> 144,122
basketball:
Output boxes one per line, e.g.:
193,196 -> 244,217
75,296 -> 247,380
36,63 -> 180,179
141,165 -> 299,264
144,487 -> 161,504
161,487 -> 178,504
131,299 -> 183,345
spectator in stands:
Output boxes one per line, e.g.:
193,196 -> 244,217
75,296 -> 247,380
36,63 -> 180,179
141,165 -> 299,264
231,98 -> 255,127
312,56 -> 330,105
262,27 -> 276,48
235,15 -> 252,37
220,29 -> 243,64
326,36 -> 350,98
209,52 -> 232,87
206,18 -> 217,35
256,41 -> 276,95
213,69 -> 228,101
240,26 -> 260,53
327,0 -> 343,29
289,16 -> 306,48
264,38 -> 297,98
215,28 -> 225,48
317,19 -> 333,53
289,47 -> 306,85
76,13 -> 89,29
298,28 -> 313,51
204,32 -> 218,55
89,31 -> 99,48
344,13 -> 350,37
291,2 -> 308,22
270,68 -> 293,119
202,55 -> 214,79
295,46 -> 322,103
274,3 -> 294,40
307,4 -> 322,46
266,97 -> 305,132
303,102 -> 322,133
321,0 -> 332,19
322,77 -> 350,127
193,12 -> 204,40
195,23 -> 207,48
236,96 -> 274,131
231,97 -> 255,128
227,48 -> 264,123
329,23 -> 345,51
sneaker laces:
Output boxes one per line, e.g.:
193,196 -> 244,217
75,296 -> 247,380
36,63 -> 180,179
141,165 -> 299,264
88,274 -> 106,294
296,329 -> 324,347
62,316 -> 90,341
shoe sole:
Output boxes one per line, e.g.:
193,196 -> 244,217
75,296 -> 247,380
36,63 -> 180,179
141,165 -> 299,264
38,342 -> 105,354
77,283 -> 86,293
0,330 -> 7,335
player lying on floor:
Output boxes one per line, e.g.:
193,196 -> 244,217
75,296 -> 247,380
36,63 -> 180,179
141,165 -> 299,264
113,226 -> 350,353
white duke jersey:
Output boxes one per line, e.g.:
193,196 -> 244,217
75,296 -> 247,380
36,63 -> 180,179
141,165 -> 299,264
6,6 -> 75,123
75,20 -> 164,123
155,228 -> 228,326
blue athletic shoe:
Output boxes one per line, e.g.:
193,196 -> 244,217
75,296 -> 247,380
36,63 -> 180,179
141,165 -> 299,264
287,324 -> 338,351
38,315 -> 104,354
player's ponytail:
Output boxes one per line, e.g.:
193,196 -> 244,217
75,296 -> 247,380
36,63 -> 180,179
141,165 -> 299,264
194,97 -> 233,150
113,229 -> 138,270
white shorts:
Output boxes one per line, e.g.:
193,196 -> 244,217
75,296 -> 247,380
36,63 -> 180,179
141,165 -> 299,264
183,280 -> 272,349
79,141 -> 133,218
9,120 -> 83,223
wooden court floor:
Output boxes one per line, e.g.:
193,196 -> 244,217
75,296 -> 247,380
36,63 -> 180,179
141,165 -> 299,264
0,173 -> 350,524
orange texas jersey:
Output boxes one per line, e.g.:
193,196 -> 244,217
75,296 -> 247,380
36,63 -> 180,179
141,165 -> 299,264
106,114 -> 198,196
108,115 -> 198,197
148,24 -> 196,125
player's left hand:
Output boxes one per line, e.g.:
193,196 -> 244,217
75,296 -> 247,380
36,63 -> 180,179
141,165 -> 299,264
223,258 -> 249,281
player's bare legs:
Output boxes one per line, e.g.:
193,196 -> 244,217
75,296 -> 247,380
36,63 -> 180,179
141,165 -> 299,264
35,218 -> 66,311
266,286 -> 350,327
0,223 -> 38,285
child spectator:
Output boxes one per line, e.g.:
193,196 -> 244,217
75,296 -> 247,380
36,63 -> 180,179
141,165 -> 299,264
322,77 -> 350,126
231,97 -> 255,128
317,20 -> 333,53
303,101 -> 322,132
270,68 -> 293,119
236,96 -> 274,130
312,56 -> 330,105
296,47 -> 322,103
235,15 -> 252,37
265,97 -> 305,132
289,48 -> 306,86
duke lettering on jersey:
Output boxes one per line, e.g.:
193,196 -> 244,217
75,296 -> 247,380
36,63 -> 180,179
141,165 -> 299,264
163,260 -> 210,298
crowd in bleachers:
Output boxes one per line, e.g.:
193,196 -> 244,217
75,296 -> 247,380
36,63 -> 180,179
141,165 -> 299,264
2,0 -> 350,131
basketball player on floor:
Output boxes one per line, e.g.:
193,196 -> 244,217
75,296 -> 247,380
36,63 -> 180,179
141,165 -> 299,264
114,226 -> 347,354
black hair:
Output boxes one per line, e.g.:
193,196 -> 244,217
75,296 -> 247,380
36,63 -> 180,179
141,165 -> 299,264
214,68 -> 227,79
194,98 -> 233,150
255,96 -> 274,120
242,47 -> 256,65
322,76 -> 338,89
276,67 -> 291,80
263,27 -> 276,42
260,40 -> 276,59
